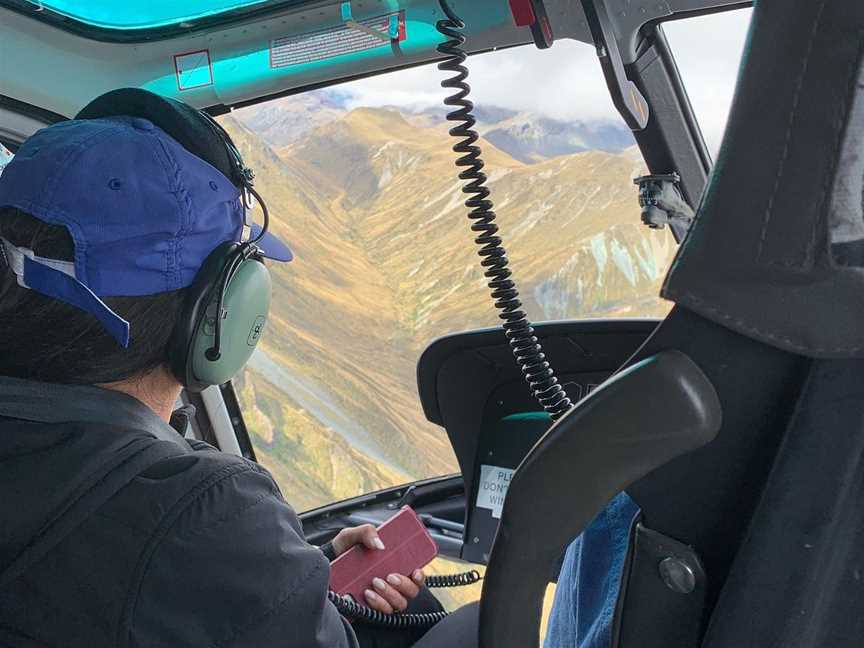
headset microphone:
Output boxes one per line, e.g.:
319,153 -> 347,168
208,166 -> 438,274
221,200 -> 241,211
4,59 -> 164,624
196,112 -> 273,366
180,115 -> 278,391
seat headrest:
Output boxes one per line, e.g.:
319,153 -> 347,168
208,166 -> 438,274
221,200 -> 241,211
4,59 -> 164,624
663,0 -> 864,358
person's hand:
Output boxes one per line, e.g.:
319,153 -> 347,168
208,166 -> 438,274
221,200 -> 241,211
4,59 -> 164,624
330,524 -> 426,613
331,523 -> 386,557
362,568 -> 426,614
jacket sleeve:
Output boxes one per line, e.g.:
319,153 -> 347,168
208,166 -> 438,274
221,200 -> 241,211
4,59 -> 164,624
128,459 -> 358,648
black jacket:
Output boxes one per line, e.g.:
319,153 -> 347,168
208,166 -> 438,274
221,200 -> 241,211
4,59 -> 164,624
0,376 -> 358,648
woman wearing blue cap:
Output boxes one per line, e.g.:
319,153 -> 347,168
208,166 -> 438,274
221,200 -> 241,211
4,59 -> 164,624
0,89 -> 471,648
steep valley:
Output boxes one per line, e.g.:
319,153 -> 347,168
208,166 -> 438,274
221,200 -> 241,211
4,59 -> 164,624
220,101 -> 675,512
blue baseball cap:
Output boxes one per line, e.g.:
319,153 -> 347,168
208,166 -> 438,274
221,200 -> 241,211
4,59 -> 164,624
0,116 -> 292,348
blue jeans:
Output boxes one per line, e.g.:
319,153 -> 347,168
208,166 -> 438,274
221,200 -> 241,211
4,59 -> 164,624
544,493 -> 640,648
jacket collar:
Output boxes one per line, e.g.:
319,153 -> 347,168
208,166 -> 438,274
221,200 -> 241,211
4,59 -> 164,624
0,375 -> 186,445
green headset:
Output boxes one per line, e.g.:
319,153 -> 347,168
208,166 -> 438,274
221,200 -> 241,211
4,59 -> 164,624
170,235 -> 272,393
76,89 -> 273,393
166,112 -> 273,393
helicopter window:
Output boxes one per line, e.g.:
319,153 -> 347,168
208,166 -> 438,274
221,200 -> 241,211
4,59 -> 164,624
668,8 -> 864,270
829,62 -> 864,268
662,8 -> 753,155
229,39 -> 676,514
7,0 -> 277,30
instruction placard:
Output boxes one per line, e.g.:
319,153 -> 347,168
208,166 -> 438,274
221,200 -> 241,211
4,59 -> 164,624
270,11 -> 405,68
476,465 -> 514,519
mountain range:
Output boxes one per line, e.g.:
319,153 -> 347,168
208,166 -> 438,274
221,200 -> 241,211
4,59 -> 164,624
233,89 -> 635,163
219,93 -> 674,515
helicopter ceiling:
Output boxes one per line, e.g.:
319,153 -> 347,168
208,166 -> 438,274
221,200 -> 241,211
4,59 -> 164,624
0,0 -> 748,122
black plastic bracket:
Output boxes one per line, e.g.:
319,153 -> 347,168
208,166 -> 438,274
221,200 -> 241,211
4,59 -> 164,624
580,0 -> 651,131
613,524 -> 707,648
634,172 -> 695,231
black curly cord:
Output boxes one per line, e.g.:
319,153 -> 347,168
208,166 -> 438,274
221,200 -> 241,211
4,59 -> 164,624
326,570 -> 481,628
435,0 -> 573,420
426,570 -> 482,588
328,3 -> 573,629
328,591 -> 451,628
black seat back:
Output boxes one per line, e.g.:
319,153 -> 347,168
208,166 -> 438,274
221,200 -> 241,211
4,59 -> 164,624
620,0 -> 864,642
625,309 -> 807,615
479,0 -> 864,645
701,358 -> 864,647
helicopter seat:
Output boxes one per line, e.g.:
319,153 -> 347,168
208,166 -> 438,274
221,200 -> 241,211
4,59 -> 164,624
474,1 -> 864,646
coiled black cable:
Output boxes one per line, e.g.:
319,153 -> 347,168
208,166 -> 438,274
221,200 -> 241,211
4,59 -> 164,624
426,569 -> 482,588
435,0 -> 573,420
327,570 -> 482,628
328,591 -> 451,628
329,1 -> 573,630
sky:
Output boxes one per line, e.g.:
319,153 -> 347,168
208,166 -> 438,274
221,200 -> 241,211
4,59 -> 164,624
342,8 -> 752,153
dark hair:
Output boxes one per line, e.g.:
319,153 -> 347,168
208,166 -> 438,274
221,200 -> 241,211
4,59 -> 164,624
0,207 -> 186,385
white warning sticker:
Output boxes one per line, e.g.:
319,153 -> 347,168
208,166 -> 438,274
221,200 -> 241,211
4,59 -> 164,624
270,11 -> 405,68
476,465 -> 514,519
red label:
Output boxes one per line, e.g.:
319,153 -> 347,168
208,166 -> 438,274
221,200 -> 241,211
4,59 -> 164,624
540,15 -> 553,43
509,0 -> 536,26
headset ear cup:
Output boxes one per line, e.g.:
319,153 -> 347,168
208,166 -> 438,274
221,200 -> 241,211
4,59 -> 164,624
169,242 -> 235,390
170,242 -> 272,392
189,258 -> 271,389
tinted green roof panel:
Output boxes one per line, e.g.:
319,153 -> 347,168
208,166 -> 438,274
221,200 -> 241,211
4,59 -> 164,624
19,0 -> 279,29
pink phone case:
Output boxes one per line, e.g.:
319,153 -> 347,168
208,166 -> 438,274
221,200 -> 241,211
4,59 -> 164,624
328,506 -> 439,602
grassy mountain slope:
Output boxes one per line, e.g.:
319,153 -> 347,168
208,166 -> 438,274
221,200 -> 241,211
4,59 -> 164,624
219,105 -> 674,511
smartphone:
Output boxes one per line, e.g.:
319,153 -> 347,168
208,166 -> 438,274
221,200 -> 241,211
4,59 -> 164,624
328,506 -> 439,602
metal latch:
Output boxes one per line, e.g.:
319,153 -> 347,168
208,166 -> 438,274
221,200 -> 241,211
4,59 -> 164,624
341,2 -> 399,41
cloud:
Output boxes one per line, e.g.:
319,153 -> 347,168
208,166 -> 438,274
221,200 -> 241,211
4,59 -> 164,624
341,8 -> 752,152
663,9 -> 752,152
340,40 -> 618,121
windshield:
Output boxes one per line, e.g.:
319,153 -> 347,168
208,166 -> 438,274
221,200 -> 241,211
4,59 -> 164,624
227,39 -> 676,513
11,0 -> 281,29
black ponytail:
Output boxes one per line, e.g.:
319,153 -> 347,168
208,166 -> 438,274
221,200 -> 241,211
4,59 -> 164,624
0,207 -> 186,385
